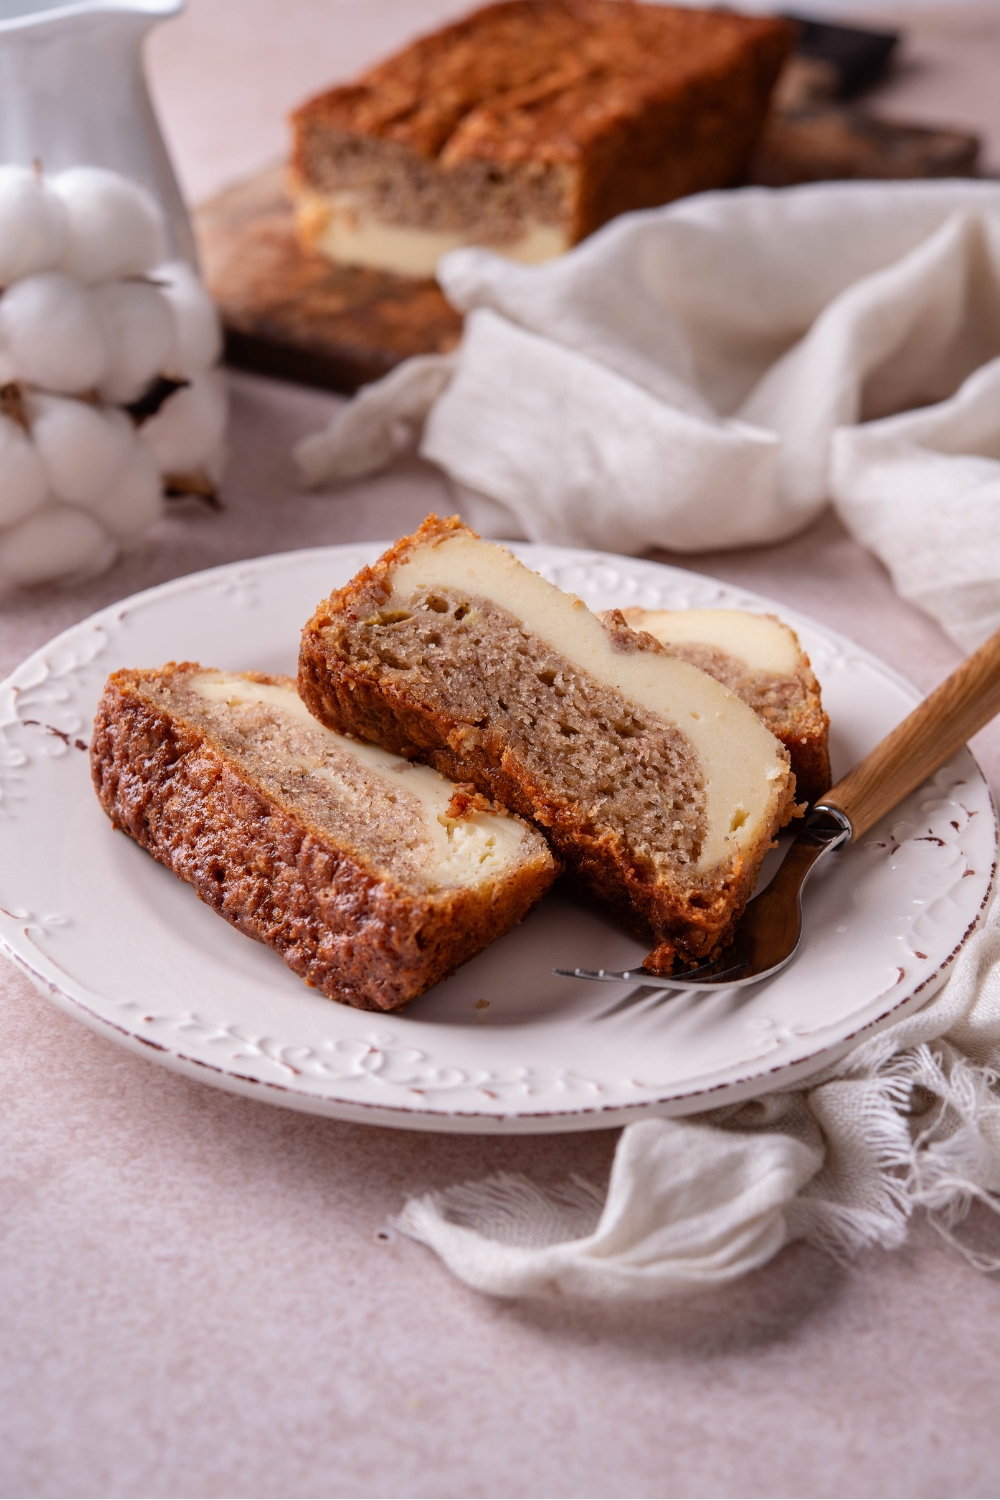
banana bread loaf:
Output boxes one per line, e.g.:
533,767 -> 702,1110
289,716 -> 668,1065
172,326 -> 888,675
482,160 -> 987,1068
291,0 -> 795,276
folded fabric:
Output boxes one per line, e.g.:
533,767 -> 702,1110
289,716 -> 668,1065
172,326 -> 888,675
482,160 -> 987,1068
295,180 -> 1000,650
395,891 -> 1000,1300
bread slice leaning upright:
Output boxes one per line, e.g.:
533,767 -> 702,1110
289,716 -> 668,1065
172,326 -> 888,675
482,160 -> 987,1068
298,515 -> 800,972
91,664 -> 558,1011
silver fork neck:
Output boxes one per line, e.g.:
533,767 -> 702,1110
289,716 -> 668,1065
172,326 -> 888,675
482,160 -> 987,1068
803,803 -> 854,847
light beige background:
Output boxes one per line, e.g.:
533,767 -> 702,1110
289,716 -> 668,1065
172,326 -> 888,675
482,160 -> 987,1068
4,5 -> 1000,1496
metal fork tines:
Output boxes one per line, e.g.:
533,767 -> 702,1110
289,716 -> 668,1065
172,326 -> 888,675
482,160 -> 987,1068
553,960 -> 750,992
553,805 -> 854,994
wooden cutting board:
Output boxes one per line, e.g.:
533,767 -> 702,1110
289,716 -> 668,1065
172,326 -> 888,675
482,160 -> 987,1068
193,167 -> 463,394
195,104 -> 979,397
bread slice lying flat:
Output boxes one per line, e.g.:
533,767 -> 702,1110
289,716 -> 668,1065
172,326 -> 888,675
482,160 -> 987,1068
620,608 -> 831,804
299,515 -> 798,972
91,663 -> 558,1011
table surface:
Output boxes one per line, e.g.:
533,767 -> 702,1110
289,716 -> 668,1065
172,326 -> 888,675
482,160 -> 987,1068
5,5 -> 1000,1496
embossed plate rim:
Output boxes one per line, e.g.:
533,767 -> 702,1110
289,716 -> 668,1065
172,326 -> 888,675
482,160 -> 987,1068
0,541 -> 996,1134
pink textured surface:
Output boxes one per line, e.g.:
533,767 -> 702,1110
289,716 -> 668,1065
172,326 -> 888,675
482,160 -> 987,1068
4,5 -> 1000,1495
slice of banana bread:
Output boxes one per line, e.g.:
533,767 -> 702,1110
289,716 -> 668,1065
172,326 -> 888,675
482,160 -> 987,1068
298,516 -> 798,971
291,0 -> 795,276
620,608 -> 831,804
91,663 -> 557,1011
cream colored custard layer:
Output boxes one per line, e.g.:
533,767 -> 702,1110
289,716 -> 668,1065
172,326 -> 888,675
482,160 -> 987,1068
295,189 -> 569,277
628,609 -> 801,675
191,673 -> 526,889
388,536 -> 792,873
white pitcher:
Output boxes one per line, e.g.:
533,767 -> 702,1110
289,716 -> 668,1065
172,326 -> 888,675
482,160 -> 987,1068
0,0 -> 195,261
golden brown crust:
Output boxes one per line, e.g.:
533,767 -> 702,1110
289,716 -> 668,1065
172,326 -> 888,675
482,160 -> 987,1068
90,662 -> 557,1012
299,516 -> 797,967
291,0 -> 795,242
778,733 -> 830,808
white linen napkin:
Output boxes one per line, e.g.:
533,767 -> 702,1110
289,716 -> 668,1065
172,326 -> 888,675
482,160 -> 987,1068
295,180 -> 1000,651
394,892 -> 1000,1300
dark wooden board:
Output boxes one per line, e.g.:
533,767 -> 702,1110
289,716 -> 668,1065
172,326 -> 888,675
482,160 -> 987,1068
197,103 -> 980,397
754,55 -> 980,186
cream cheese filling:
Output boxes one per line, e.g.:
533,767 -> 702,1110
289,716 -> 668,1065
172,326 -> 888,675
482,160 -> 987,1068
295,188 -> 569,277
190,673 -> 526,889
628,609 -> 802,676
388,537 -> 791,872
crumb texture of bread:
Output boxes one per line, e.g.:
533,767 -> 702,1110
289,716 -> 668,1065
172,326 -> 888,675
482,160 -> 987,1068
620,608 -> 832,803
90,664 -> 557,1011
299,516 -> 798,968
291,0 -> 795,270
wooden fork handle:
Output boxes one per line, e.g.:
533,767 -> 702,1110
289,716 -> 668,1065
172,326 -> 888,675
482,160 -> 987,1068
821,628 -> 1000,842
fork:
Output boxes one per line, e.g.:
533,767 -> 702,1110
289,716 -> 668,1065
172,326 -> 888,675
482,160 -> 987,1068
555,626 -> 1000,992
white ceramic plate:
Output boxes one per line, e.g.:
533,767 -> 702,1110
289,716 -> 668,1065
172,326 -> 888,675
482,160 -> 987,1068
1,544 -> 995,1133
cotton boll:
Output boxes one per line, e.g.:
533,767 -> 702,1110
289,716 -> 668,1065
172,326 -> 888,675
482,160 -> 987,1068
0,503 -> 116,587
140,368 -> 228,474
0,166 -> 67,283
52,166 -> 165,284
0,412 -> 48,526
95,280 -> 174,404
30,392 -> 162,542
0,272 -> 107,393
86,436 -> 163,539
155,261 -> 222,376
29,392 -> 132,506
